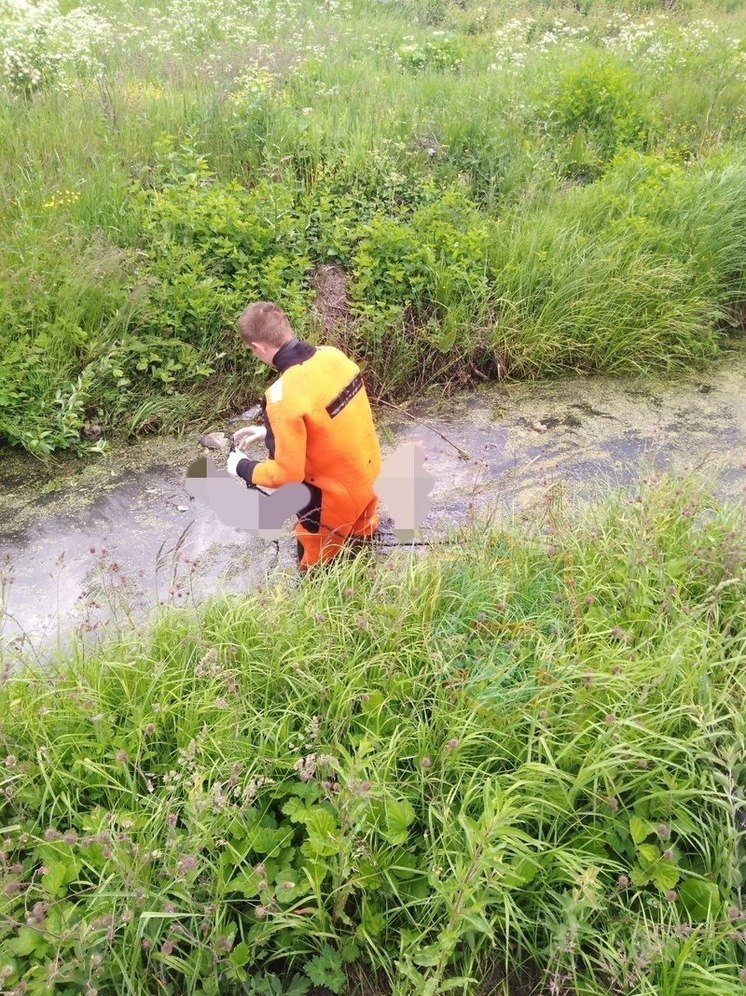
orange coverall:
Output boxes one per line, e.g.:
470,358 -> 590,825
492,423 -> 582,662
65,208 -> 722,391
235,338 -> 382,570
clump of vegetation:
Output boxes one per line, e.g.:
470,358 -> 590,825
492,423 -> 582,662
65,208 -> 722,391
1,0 -> 745,452
395,33 -> 464,74
1,477 -> 745,993
542,53 -> 659,178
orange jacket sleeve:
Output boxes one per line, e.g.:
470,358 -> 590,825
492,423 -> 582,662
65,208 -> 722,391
236,383 -> 307,489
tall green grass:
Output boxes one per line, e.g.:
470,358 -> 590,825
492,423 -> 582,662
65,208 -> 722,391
489,150 -> 746,375
1,0 -> 746,454
1,477 -> 745,993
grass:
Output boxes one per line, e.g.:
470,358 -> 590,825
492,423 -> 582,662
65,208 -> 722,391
1,1 -> 746,454
1,475 -> 745,993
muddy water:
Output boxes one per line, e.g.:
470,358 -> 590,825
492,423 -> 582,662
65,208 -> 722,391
1,352 -> 745,661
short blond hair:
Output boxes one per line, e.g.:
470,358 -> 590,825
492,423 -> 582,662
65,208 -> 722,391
238,302 -> 293,349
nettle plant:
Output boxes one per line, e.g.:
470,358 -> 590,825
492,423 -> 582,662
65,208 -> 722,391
137,144 -> 310,319
349,188 -> 496,341
542,53 -> 659,179
395,31 -> 464,74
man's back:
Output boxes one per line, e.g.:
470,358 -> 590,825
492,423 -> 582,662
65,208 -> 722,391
278,345 -> 382,499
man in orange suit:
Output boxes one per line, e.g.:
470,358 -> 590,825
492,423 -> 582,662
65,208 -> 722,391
226,302 -> 382,572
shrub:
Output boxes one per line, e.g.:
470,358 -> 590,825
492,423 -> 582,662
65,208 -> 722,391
0,236 -> 135,455
395,33 -> 464,74
543,53 -> 659,178
0,0 -> 110,96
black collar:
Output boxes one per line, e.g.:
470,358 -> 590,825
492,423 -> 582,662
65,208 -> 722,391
272,337 -> 317,373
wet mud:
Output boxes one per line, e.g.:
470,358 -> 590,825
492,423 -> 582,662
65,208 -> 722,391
1,351 -> 745,660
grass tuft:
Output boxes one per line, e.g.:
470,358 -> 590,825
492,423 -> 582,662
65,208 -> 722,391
1,477 -> 745,992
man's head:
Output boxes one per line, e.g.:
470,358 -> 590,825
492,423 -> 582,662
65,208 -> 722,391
238,302 -> 294,366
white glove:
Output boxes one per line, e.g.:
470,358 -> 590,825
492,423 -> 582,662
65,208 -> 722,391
232,425 -> 267,449
226,449 -> 251,477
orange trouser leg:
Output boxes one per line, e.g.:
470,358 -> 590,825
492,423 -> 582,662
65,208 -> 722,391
295,494 -> 379,571
295,523 -> 345,571
351,495 -> 379,538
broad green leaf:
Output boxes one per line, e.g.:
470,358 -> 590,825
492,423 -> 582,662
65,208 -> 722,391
271,781 -> 321,803
412,943 -> 441,967
678,879 -> 721,921
637,843 -> 660,869
388,849 -> 419,879
286,975 -> 311,996
383,798 -> 416,845
629,864 -> 650,887
567,830 -> 610,859
666,557 -> 691,579
281,798 -> 313,824
436,323 -> 458,353
304,945 -> 346,994
225,870 -> 262,898
339,938 -> 360,964
672,810 -> 697,835
359,691 -> 385,713
7,927 -> 42,957
358,901 -> 385,939
303,808 -> 342,857
245,825 -> 292,855
355,854 -> 383,889
301,855 -> 329,888
502,854 -> 540,888
230,942 -> 251,967
653,861 -> 680,892
274,869 -> 307,904
42,860 -> 68,898
629,815 -> 653,844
